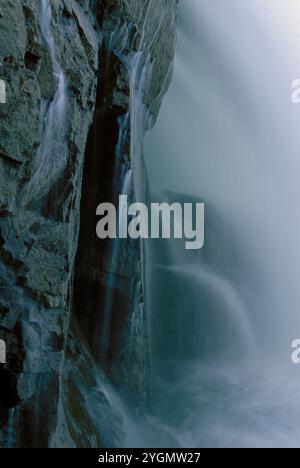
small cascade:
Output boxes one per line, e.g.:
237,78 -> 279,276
100,109 -> 132,365
159,263 -> 257,355
22,0 -> 67,208
124,279 -> 146,377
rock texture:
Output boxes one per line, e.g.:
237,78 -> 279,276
0,0 -> 177,448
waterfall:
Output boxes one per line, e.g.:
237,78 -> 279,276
22,0 -> 67,208
156,264 -> 257,355
100,164 -> 132,365
98,0 -> 166,389
142,0 -> 300,448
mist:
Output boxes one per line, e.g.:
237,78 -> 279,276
142,0 -> 300,448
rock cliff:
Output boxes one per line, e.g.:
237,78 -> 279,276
0,0 -> 177,447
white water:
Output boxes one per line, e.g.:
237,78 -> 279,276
142,0 -> 300,448
23,0 -> 67,207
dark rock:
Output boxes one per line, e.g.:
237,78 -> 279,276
0,0 -> 177,448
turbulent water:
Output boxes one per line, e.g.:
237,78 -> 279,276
141,0 -> 300,448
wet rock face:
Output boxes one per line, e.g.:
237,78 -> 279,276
0,0 -> 177,448
0,0 -> 99,447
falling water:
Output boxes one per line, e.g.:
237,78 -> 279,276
22,0 -> 67,207
142,0 -> 300,448
99,164 -> 132,365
